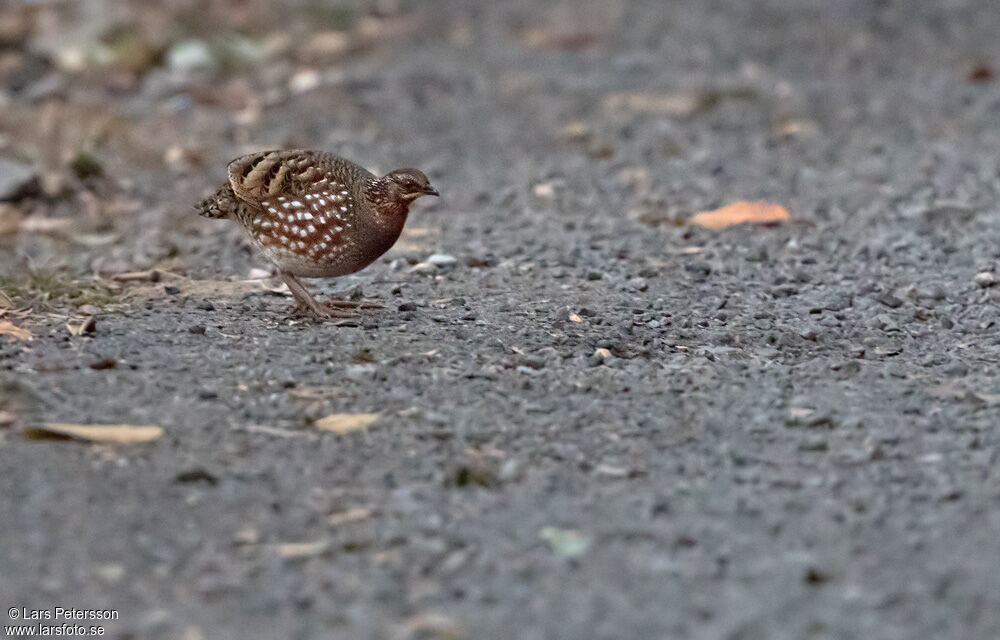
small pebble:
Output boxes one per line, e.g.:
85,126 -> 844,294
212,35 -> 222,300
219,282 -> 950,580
627,277 -> 648,292
428,254 -> 458,267
973,272 -> 996,288
877,292 -> 903,308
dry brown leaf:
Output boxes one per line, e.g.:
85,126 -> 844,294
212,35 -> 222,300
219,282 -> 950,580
328,507 -> 375,527
401,613 -> 466,640
0,204 -> 23,236
603,91 -> 702,116
276,540 -> 329,558
66,316 -> 97,336
27,422 -> 163,443
238,424 -> 310,438
289,386 -> 337,401
401,227 -> 434,238
18,216 -> 75,234
691,200 -> 789,229
0,320 -> 31,341
315,413 -> 378,434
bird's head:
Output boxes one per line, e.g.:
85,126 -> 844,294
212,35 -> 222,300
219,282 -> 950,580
364,168 -> 438,230
385,168 -> 438,201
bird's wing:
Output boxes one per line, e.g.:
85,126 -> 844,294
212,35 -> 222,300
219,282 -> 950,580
224,151 -> 374,251
226,149 -> 373,204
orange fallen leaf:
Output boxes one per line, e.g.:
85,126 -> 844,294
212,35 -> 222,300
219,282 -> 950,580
691,200 -> 789,229
27,423 -> 163,443
0,320 -> 31,341
315,413 -> 378,434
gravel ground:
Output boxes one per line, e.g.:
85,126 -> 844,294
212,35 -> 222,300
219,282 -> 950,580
3,1 -> 1000,638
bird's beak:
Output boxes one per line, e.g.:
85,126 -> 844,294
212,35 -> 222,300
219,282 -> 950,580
423,185 -> 439,197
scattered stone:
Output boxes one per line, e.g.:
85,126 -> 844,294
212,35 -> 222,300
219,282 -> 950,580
93,563 -> 126,585
532,182 -> 556,198
70,152 -> 103,180
517,355 -> 546,370
398,301 -> 417,312
803,567 -> 831,585
588,348 -> 612,366
822,294 -> 853,311
247,268 -> 271,279
448,451 -> 499,488
166,40 -> 216,72
0,157 -> 38,201
539,527 -> 589,559
233,527 -> 259,546
798,437 -> 829,452
627,277 -> 648,292
973,272 -> 996,288
428,253 -> 458,267
498,458 -> 524,483
462,253 -> 489,268
175,468 -> 218,485
343,364 -> 376,381
595,463 -> 630,477
288,69 -> 321,93
872,314 -> 899,332
877,292 -> 903,308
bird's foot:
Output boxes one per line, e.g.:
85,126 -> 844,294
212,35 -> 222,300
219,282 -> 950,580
289,300 -> 359,320
323,295 -> 383,310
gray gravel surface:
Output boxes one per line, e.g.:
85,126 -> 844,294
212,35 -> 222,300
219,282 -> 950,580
3,1 -> 1000,638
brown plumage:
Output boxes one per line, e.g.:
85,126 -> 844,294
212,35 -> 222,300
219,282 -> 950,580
197,149 -> 438,318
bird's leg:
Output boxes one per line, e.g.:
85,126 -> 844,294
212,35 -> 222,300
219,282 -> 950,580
280,271 -> 355,319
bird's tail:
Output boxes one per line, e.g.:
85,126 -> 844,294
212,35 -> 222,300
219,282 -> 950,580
196,184 -> 239,219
